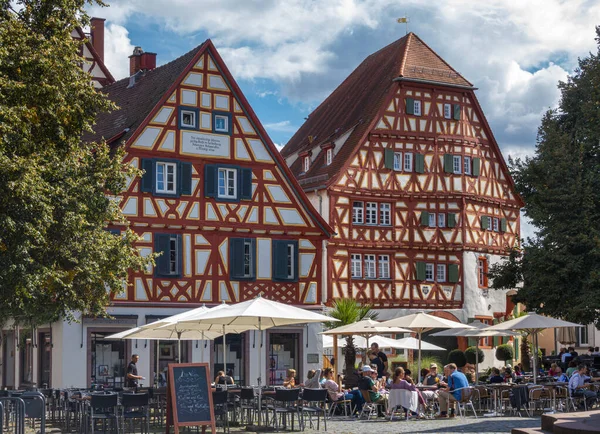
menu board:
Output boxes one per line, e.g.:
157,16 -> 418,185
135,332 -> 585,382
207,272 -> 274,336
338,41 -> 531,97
166,363 -> 215,434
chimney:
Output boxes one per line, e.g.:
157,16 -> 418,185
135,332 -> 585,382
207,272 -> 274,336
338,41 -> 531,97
89,17 -> 105,62
129,46 -> 157,75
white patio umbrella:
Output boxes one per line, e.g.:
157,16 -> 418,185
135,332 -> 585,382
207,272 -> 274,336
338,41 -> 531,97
393,336 -> 446,351
432,320 -> 517,384
485,313 -> 583,384
175,295 -> 338,426
379,311 -> 473,383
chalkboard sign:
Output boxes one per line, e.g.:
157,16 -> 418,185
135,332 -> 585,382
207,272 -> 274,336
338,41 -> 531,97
167,363 -> 215,434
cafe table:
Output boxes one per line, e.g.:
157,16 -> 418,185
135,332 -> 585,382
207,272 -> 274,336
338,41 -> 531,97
483,383 -> 513,417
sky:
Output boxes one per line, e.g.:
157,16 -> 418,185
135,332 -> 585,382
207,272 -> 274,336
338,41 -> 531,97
88,0 -> 600,239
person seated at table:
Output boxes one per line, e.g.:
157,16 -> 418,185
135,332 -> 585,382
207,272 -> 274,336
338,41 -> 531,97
358,365 -> 387,413
437,363 -> 468,418
504,367 -> 516,383
549,363 -> 559,377
566,360 -> 578,378
593,347 -> 600,356
390,367 -> 426,408
514,365 -> 523,377
322,368 -> 354,401
569,364 -> 598,409
489,368 -> 504,384
283,369 -> 297,388
303,368 -> 321,388
587,347 -> 595,357
215,370 -> 234,385
554,366 -> 569,383
424,363 -> 443,386
420,368 -> 430,381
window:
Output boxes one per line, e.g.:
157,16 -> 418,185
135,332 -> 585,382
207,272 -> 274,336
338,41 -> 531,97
230,238 -> 256,280
326,148 -> 333,165
154,233 -> 182,277
413,100 -> 422,116
478,258 -> 488,287
286,244 -> 294,279
213,112 -> 232,134
438,213 -> 446,228
364,254 -> 376,278
366,202 -> 378,225
180,108 -> 197,129
453,155 -> 462,174
156,162 -> 177,194
425,263 -> 434,281
493,217 -> 499,232
378,255 -> 390,279
351,254 -> 362,278
393,152 -> 402,171
578,326 -> 589,346
303,156 -> 310,173
218,168 -> 237,198
436,264 -> 446,282
380,203 -> 391,225
464,156 -> 471,175
272,240 -> 298,281
444,103 -> 452,119
243,240 -> 253,277
428,213 -> 437,228
352,201 -> 364,224
404,152 -> 413,172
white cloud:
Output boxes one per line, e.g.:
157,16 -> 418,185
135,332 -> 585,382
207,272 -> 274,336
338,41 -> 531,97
263,120 -> 298,133
102,24 -> 135,80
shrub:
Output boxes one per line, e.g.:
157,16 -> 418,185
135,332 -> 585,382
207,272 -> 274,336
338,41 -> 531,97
407,355 -> 442,378
495,344 -> 514,364
465,346 -> 485,365
447,349 -> 467,368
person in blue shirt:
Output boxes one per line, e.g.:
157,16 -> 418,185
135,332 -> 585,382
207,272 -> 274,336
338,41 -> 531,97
437,363 -> 469,418
554,366 -> 569,383
488,368 -> 504,384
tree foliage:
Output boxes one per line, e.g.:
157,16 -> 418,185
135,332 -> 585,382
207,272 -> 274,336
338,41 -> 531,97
465,346 -> 485,365
0,0 -> 151,325
489,27 -> 600,326
495,344 -> 514,364
447,349 -> 466,368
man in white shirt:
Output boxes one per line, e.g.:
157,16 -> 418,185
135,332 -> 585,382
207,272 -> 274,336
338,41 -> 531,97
569,364 -> 597,409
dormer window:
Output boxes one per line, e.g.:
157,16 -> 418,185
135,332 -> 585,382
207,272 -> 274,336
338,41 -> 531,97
304,156 -> 310,173
326,148 -> 333,165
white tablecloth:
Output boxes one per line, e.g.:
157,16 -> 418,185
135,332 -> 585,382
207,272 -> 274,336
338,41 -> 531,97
388,389 -> 419,413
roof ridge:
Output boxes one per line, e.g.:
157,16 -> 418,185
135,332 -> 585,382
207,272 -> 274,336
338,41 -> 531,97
398,32 -> 413,78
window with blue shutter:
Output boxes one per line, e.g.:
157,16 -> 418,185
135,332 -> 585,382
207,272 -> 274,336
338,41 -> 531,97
448,264 -> 459,283
500,218 -> 507,233
141,159 -> 154,192
447,213 -> 457,228
204,165 -> 252,202
444,154 -> 454,173
272,240 -> 299,282
140,159 -> 192,197
406,98 -> 415,115
154,233 -> 182,277
212,111 -> 232,135
415,153 -> 425,173
453,104 -> 461,121
420,211 -> 429,226
178,107 -> 200,130
415,262 -> 426,280
472,158 -> 481,177
384,149 -> 394,169
229,237 -> 256,280
481,215 -> 490,230
180,162 -> 193,195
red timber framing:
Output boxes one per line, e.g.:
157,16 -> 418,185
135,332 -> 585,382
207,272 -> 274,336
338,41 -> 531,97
91,40 -> 332,307
72,24 -> 115,88
282,32 -> 522,310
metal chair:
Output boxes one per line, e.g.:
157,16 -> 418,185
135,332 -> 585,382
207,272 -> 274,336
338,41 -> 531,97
269,388 -> 302,431
358,389 -> 383,421
453,387 -> 478,419
238,388 -> 256,424
121,393 -> 150,433
21,391 -> 46,434
300,388 -> 327,431
328,394 -> 354,419
89,393 -> 120,434
212,391 -> 230,434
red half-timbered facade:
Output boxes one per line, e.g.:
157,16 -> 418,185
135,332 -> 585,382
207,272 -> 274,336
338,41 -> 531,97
282,33 -> 522,323
72,18 -> 115,88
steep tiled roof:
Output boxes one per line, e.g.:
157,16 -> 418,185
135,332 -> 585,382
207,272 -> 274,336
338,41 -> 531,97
83,43 -> 206,145
281,33 -> 471,190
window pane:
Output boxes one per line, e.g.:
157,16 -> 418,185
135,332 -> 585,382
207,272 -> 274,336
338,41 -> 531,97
437,264 -> 446,282
352,202 -> 363,224
394,153 -> 402,171
380,203 -> 391,225
169,237 -> 177,274
428,213 -> 436,228
366,203 -> 377,224
404,153 -> 413,171
157,164 -> 165,191
464,157 -> 471,175
438,213 -> 445,228
425,263 -> 434,281
244,242 -> 251,276
365,255 -> 376,278
351,254 -> 362,278
453,156 -> 462,174
287,244 -> 294,278
378,255 -> 389,279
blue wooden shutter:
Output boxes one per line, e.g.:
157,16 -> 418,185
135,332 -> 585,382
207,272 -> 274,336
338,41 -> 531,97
141,158 -> 154,193
272,240 -> 287,281
420,211 -> 429,226
416,262 -> 426,280
204,165 -> 217,198
448,213 -> 457,228
180,162 -> 193,195
453,104 -> 461,120
448,264 -> 459,283
415,154 -> 425,173
239,168 -> 253,200
500,218 -> 507,232
444,154 -> 454,173
481,216 -> 489,230
106,228 -> 121,236
229,238 -> 245,279
406,98 -> 415,115
472,158 -> 481,176
384,149 -> 394,169
154,234 -> 170,277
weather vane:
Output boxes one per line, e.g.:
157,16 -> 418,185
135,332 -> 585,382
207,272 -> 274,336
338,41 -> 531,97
397,15 -> 409,35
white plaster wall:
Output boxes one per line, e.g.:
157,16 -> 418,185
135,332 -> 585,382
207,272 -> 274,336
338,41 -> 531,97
304,189 -> 330,305
303,322 -> 323,377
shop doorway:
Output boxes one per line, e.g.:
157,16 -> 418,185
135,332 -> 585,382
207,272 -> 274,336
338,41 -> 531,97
89,331 -> 128,388
151,341 -> 190,387
268,332 -> 301,386
38,331 -> 52,388
2,331 -> 15,388
213,333 -> 246,385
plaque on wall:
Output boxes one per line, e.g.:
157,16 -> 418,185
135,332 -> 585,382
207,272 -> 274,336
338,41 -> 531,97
307,353 -> 320,364
181,131 -> 230,158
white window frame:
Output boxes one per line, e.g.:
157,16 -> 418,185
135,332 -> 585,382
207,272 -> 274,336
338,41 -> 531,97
380,203 -> 391,226
428,212 -> 437,228
378,255 -> 390,279
413,100 -> 422,116
453,155 -> 462,174
180,109 -> 197,128
243,240 -> 253,278
493,217 -> 499,232
438,213 -> 446,228
404,152 -> 413,172
156,162 -> 177,194
464,156 -> 472,175
286,244 -> 295,279
478,258 -> 487,287
364,254 -> 376,279
444,103 -> 452,119
218,168 -> 237,199
168,235 -> 178,274
393,152 -> 402,171
578,326 -> 589,345
425,263 -> 434,282
351,254 -> 362,278
304,156 -> 310,173
366,202 -> 378,225
326,148 -> 333,165
214,114 -> 229,133
352,201 -> 364,224
436,264 -> 446,282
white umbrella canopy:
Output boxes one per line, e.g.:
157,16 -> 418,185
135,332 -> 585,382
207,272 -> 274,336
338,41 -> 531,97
485,312 -> 583,383
323,334 -> 439,350
322,319 -> 411,336
379,312 -> 473,383
394,336 -> 445,351
105,326 -> 223,341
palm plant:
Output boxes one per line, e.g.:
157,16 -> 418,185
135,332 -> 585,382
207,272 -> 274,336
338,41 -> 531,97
325,298 -> 377,376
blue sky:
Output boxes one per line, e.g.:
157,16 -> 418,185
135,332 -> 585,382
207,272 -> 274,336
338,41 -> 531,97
90,0 -> 600,238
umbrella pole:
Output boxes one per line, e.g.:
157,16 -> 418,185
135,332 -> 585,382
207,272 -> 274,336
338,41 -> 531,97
223,325 -> 227,374
475,341 -> 479,385
418,330 -> 422,384
533,332 -> 538,384
177,331 -> 182,363
156,339 -> 160,387
258,318 -> 263,426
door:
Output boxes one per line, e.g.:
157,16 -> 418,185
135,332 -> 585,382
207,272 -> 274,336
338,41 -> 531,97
38,331 -> 52,388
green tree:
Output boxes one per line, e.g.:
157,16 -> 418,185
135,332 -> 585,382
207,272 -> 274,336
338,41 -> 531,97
325,298 -> 377,376
0,0 -> 151,326
465,346 -> 485,365
495,344 -> 514,365
489,27 -> 600,327
447,349 -> 467,368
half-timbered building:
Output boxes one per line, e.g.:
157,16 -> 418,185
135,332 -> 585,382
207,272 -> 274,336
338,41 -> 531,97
0,36 -> 332,389
282,33 -> 522,359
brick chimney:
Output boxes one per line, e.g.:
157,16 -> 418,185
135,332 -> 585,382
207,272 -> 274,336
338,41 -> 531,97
89,17 -> 105,62
129,46 -> 157,76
